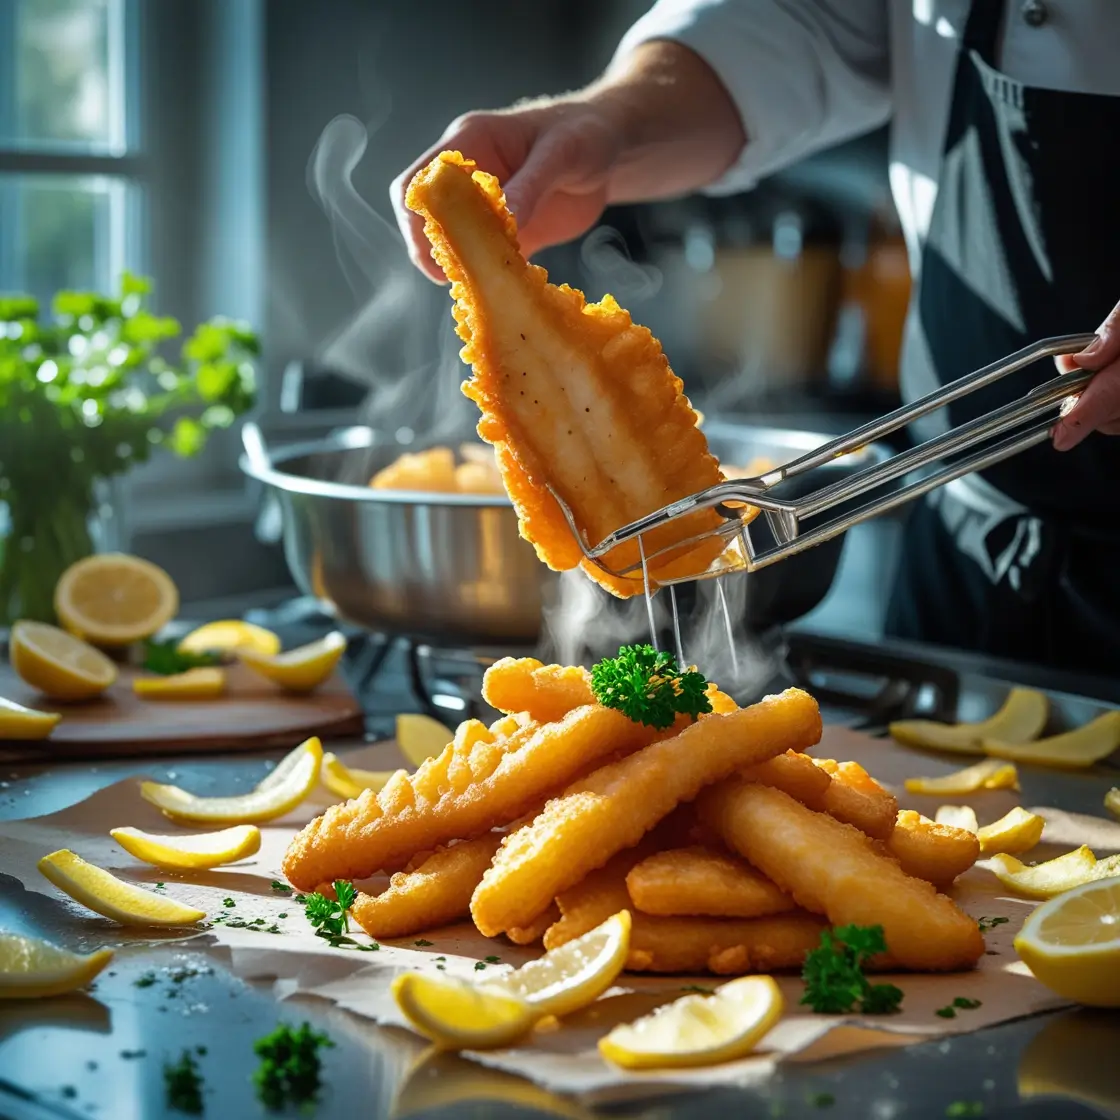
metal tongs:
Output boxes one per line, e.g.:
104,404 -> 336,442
549,333 -> 1098,589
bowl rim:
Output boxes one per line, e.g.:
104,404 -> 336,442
239,422 -> 890,508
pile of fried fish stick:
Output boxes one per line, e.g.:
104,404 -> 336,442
282,658 -> 985,974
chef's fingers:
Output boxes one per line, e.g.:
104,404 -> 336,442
1054,299 -> 1120,373
1052,361 -> 1120,450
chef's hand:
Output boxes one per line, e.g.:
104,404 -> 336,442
392,41 -> 746,283
1052,299 -> 1120,450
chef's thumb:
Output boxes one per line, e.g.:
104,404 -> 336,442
505,126 -> 595,233
1077,299 -> 1120,365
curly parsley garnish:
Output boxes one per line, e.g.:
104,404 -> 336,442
800,925 -> 903,1015
590,644 -> 712,729
304,880 -> 357,941
252,1022 -> 334,1111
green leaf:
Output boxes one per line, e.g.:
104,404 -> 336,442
196,361 -> 235,401
169,417 -> 206,457
120,272 -> 152,297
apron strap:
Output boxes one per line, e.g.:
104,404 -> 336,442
961,0 -> 1005,62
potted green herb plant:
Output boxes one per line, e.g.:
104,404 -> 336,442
0,273 -> 257,625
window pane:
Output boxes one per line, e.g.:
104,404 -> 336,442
3,0 -> 127,152
0,174 -> 130,307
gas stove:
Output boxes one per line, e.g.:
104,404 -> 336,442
243,596 -> 1120,750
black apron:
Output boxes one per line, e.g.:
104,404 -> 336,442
884,0 -> 1120,670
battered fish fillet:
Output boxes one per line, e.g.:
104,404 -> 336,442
741,751 -> 832,806
885,810 -> 980,886
351,831 -> 503,940
545,849 -> 825,974
505,903 -> 560,946
469,688 -> 822,936
406,151 -> 733,596
283,704 -> 660,890
813,759 -> 899,841
482,657 -> 594,723
626,846 -> 796,919
699,780 -> 984,971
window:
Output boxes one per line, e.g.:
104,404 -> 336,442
0,0 -> 142,303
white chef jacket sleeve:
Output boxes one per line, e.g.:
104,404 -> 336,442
614,0 -> 892,193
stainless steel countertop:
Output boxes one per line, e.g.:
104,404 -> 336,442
1,700 -> 1118,1118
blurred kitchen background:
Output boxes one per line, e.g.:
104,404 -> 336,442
0,0 -> 910,643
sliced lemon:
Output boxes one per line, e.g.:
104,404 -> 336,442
391,972 -> 536,1050
54,553 -> 178,646
599,975 -> 784,1070
484,911 -> 631,1019
133,667 -> 226,700
1014,876 -> 1120,1007
320,752 -> 393,801
396,712 -> 453,770
0,696 -> 62,740
935,804 -> 979,833
890,688 -> 1048,755
9,620 -> 118,701
238,631 -> 346,693
982,712 -> 1120,770
1107,788 -> 1119,820
977,807 -> 1045,856
140,736 -> 322,824
110,824 -> 261,870
904,757 -> 1019,795
987,846 -> 1100,899
0,932 -> 114,999
37,849 -> 205,926
177,620 -> 281,659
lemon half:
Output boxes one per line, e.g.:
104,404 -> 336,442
0,696 -> 62,740
0,932 -> 114,999
9,620 -> 117,701
54,553 -> 178,646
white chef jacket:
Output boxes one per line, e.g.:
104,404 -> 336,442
615,0 -> 1120,519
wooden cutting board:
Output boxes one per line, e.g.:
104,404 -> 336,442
0,661 -> 365,762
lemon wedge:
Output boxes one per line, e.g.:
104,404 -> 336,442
982,712 -> 1120,770
935,805 -> 979,833
0,932 -> 114,999
141,736 -> 322,824
1107,788 -> 1119,820
133,667 -> 226,700
987,845 -> 1103,899
977,807 -> 1045,856
889,688 -> 1048,755
238,631 -> 346,693
177,620 -> 281,659
391,972 -> 536,1050
320,753 -> 393,801
54,553 -> 178,646
37,849 -> 205,926
110,824 -> 261,870
9,620 -> 118,701
483,911 -> 631,1018
1014,876 -> 1120,1007
599,975 -> 784,1070
904,757 -> 1019,795
396,712 -> 453,770
0,696 -> 62,740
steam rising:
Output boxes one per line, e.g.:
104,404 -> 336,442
579,226 -> 662,304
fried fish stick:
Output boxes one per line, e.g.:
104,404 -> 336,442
813,759 -> 899,840
741,751 -> 832,805
626,846 -> 796,919
283,704 -> 661,890
470,688 -> 822,936
482,657 -> 594,722
351,831 -> 503,939
699,780 -> 984,971
407,151 -> 733,596
546,850 -> 824,974
505,903 -> 560,946
885,810 -> 980,886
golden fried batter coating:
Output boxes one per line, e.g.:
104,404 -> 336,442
505,903 -> 560,947
545,849 -> 824,974
351,831 -> 503,939
283,705 -> 663,890
699,780 -> 984,971
482,657 -> 595,722
741,750 -> 832,806
813,759 -> 899,840
470,689 -> 822,936
406,151 -> 733,596
885,810 -> 981,886
626,846 -> 796,919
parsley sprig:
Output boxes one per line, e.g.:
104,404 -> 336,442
252,1022 -> 334,1111
801,925 -> 903,1015
304,880 -> 357,941
590,644 -> 712,729
163,1050 -> 204,1115
142,638 -> 221,676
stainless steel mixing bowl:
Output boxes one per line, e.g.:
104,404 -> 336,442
240,420 -> 891,645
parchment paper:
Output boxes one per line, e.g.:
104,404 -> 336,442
2,727 -> 1118,1100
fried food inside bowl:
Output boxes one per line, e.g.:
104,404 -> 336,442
368,443 -> 506,495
